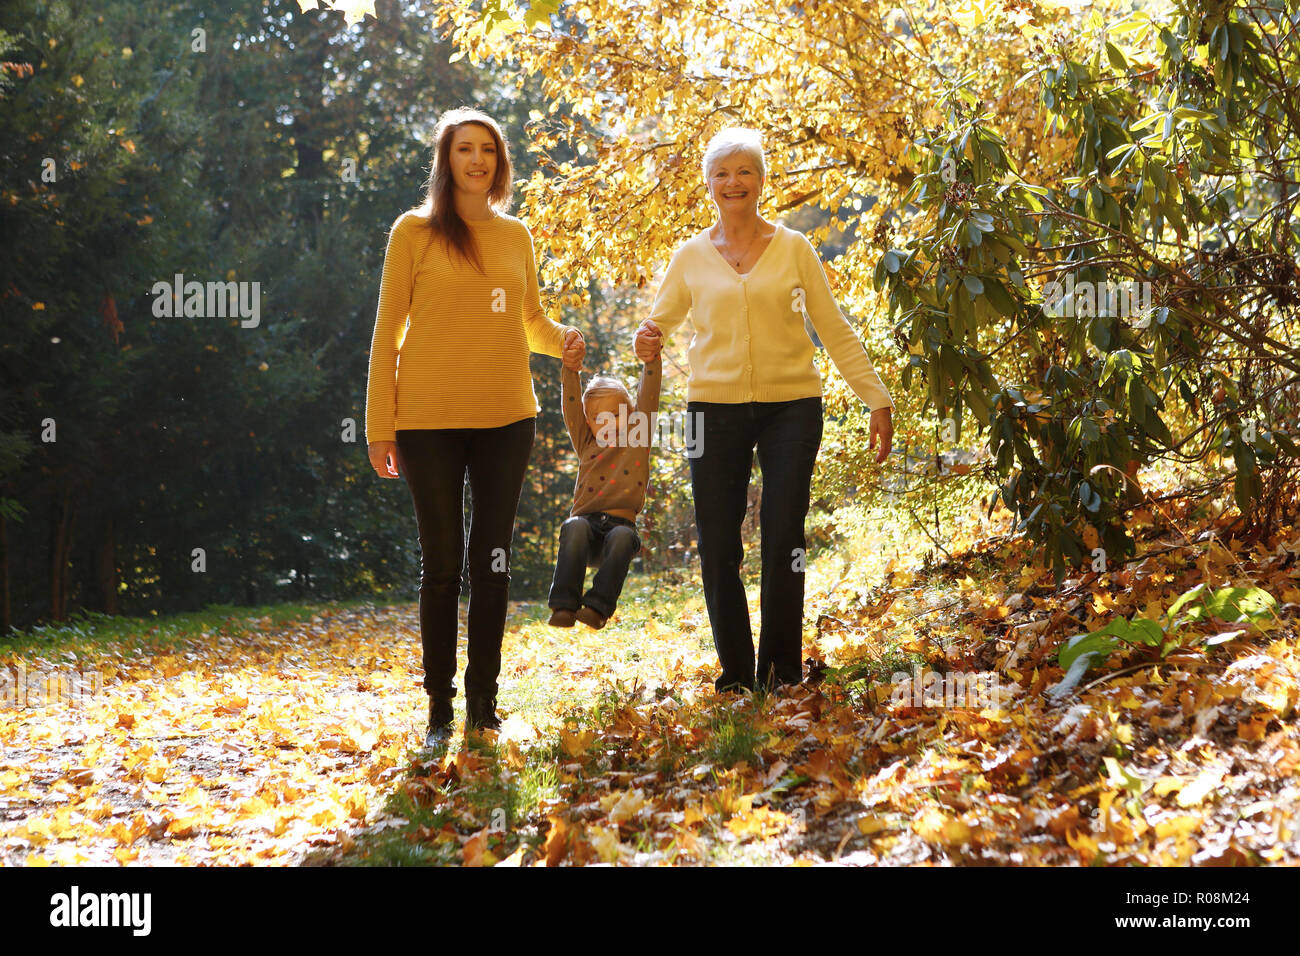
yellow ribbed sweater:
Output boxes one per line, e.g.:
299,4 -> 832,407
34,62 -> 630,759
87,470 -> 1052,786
365,210 -> 575,442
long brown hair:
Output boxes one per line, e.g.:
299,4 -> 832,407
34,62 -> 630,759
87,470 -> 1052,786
408,107 -> 513,274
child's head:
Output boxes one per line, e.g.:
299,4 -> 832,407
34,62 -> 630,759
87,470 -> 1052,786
583,375 -> 632,445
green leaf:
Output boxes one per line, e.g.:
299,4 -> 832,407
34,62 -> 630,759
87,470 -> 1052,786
1104,756 -> 1147,797
873,255 -> 888,290
1130,112 -> 1165,133
1057,632 -> 1118,674
1115,617 -> 1164,646
1201,586 -> 1275,624
1058,616 -> 1163,672
1100,349 -> 1133,386
983,277 -> 1016,317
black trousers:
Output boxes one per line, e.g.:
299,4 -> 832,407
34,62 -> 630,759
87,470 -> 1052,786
687,397 -> 823,691
395,417 -> 535,701
548,511 -> 641,617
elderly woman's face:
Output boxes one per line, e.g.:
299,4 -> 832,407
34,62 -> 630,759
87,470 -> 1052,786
708,153 -> 763,212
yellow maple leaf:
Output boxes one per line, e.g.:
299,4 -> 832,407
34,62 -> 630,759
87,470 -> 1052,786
559,726 -> 595,757
726,805 -> 790,839
588,825 -> 622,863
462,828 -> 497,867
600,788 -> 647,824
1175,768 -> 1224,808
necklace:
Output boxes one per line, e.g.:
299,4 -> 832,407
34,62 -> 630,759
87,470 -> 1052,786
718,223 -> 762,269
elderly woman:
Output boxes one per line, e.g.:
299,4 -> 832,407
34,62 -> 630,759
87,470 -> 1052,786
635,127 -> 894,693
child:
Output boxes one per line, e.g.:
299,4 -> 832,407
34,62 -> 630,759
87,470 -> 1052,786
548,329 -> 662,629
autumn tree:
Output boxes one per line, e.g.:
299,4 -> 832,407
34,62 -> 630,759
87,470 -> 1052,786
382,0 -> 1300,580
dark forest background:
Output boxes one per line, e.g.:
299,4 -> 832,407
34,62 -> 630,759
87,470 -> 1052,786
0,0 -> 716,630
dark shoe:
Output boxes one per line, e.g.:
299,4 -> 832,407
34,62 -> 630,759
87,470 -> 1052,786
424,696 -> 454,748
760,679 -> 805,700
715,675 -> 754,695
758,669 -> 804,695
465,695 -> 501,733
576,605 -> 608,629
548,608 -> 577,628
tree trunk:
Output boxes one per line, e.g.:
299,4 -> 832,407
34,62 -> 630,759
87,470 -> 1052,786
294,29 -> 328,245
241,528 -> 257,606
97,516 -> 118,615
49,486 -> 75,621
0,511 -> 10,634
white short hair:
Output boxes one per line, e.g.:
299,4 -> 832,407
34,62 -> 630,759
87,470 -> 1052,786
703,127 -> 766,182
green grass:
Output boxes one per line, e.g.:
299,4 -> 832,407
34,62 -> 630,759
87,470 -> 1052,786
460,734 -> 561,829
324,573 -> 714,866
697,702 -> 771,769
0,599 -> 378,657
3,568 -> 843,866
330,787 -> 461,867
329,732 -> 562,866
823,635 -> 928,708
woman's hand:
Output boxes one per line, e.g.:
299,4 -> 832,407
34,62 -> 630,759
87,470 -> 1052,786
562,328 -> 586,370
869,407 -> 894,464
634,319 -> 663,362
368,441 -> 402,479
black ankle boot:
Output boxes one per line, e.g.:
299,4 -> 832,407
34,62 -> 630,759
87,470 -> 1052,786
465,695 -> 501,733
424,696 -> 454,748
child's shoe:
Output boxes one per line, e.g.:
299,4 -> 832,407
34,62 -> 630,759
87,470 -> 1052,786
576,605 -> 608,629
548,608 -> 577,627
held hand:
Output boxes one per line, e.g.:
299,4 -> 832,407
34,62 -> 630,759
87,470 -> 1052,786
368,441 -> 402,479
868,406 -> 894,465
562,328 -> 586,370
634,319 -> 663,362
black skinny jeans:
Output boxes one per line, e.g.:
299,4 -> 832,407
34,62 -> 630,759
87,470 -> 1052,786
687,397 -> 823,691
395,417 -> 535,702
548,512 -> 641,617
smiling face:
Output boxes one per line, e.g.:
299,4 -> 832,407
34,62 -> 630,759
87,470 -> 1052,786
584,390 -> 631,445
707,151 -> 764,215
448,122 -> 498,197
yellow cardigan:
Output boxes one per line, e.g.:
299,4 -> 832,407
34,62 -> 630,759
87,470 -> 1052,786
645,223 -> 894,410
365,210 -> 574,442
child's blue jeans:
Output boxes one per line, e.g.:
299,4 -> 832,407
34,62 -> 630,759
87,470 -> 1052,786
548,511 -> 641,617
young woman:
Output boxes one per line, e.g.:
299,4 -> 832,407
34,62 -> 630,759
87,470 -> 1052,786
635,127 -> 894,693
365,107 -> 584,745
